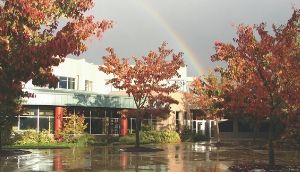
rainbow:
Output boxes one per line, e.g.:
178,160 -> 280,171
136,0 -> 205,75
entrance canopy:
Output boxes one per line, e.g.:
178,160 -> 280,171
22,88 -> 136,109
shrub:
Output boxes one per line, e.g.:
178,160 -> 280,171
75,134 -> 96,145
119,131 -> 181,145
180,127 -> 208,142
60,114 -> 87,143
12,130 -> 55,145
141,124 -> 152,131
119,134 -> 136,145
180,127 -> 194,142
38,130 -> 54,143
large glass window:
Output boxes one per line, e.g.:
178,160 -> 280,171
39,117 -> 54,132
58,76 -> 75,89
128,118 -> 136,133
39,108 -> 54,132
20,108 -> 37,130
19,106 -> 54,133
85,80 -> 93,91
20,117 -> 37,130
91,118 -> 103,134
110,118 -> 119,134
84,118 -> 91,134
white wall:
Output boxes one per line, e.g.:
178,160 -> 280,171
25,58 -> 193,94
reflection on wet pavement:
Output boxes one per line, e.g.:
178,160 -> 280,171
0,142 -> 299,172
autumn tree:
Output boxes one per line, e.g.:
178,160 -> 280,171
99,42 -> 184,147
211,10 -> 300,165
0,0 -> 112,148
184,72 -> 226,143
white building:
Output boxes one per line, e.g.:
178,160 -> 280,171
19,58 -> 208,136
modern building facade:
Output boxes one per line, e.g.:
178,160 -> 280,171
18,58 -> 206,137
16,57 -> 268,139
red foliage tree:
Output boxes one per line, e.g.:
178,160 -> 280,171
184,72 -> 226,143
99,42 -> 185,147
211,10 -> 300,165
0,0 -> 112,148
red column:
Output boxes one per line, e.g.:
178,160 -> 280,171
120,113 -> 128,136
54,107 -> 64,140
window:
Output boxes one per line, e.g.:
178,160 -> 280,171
85,80 -> 93,91
176,111 -> 180,132
20,117 -> 37,130
58,76 -> 75,89
219,120 -> 233,132
58,76 -> 67,88
20,107 -> 54,132
68,77 -> 75,89
39,108 -> 54,132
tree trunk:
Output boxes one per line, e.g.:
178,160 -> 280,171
189,111 -> 193,130
0,129 -> 2,150
268,119 -> 275,166
216,119 -> 220,143
253,121 -> 258,144
107,116 -> 111,144
135,118 -> 141,148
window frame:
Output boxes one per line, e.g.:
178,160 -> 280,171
57,76 -> 76,89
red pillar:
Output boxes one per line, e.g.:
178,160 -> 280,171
120,113 -> 128,136
54,107 -> 64,140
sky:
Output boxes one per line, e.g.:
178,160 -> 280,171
71,0 -> 299,76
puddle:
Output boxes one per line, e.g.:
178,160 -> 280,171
0,143 -> 299,172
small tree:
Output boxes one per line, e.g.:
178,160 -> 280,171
99,42 -> 184,147
60,113 -> 87,143
211,9 -> 300,165
184,72 -> 226,143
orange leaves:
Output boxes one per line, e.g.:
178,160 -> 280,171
0,36 -> 10,52
185,73 -> 225,120
0,0 -> 112,117
212,9 -> 300,125
99,42 -> 184,117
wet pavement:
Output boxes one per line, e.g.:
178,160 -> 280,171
0,142 -> 299,172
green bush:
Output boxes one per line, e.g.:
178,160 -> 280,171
119,131 -> 181,145
38,130 -> 54,143
141,124 -> 152,131
12,130 -> 55,145
180,127 -> 194,142
75,134 -> 95,145
119,134 -> 136,144
60,114 -> 88,143
180,127 -> 208,142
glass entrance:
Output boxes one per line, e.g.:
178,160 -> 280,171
192,120 -> 213,138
